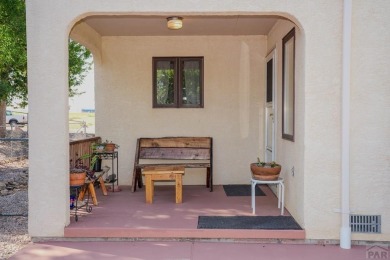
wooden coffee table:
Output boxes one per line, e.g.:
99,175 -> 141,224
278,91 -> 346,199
142,166 -> 185,203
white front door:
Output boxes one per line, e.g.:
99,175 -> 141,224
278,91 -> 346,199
265,50 -> 276,162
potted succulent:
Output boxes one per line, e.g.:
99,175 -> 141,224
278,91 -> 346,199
250,157 -> 281,180
69,153 -> 101,186
92,140 -> 119,153
69,158 -> 87,186
92,142 -> 105,153
102,140 -> 119,152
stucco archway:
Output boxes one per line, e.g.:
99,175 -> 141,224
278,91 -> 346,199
27,0 -> 342,241
66,12 -> 307,236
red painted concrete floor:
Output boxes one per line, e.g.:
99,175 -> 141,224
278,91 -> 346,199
10,241 -> 367,260
65,184 -> 305,240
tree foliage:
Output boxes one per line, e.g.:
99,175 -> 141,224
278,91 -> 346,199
68,40 -> 92,97
0,0 -> 92,137
0,0 -> 27,104
0,0 -> 92,106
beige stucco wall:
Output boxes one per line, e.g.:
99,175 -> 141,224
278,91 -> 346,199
266,19 -> 306,231
95,35 -> 267,186
26,1 -> 71,236
266,16 -> 348,240
26,0 -> 389,242
349,0 -> 390,241
70,22 -> 102,63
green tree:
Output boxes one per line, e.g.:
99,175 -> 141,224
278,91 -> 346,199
0,0 -> 92,137
68,40 -> 92,97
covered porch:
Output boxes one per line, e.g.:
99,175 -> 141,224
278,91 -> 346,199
63,10 -> 306,241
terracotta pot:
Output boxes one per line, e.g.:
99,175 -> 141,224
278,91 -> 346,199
252,174 -> 280,181
250,163 -> 281,175
105,143 -> 116,152
69,172 -> 86,186
250,163 -> 281,181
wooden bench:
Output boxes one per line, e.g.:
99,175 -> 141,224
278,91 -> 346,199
142,166 -> 185,203
132,137 -> 213,192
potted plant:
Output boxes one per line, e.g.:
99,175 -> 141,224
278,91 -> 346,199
92,142 -> 105,153
250,157 -> 281,180
102,140 -> 119,152
69,158 -> 87,186
80,153 -> 102,173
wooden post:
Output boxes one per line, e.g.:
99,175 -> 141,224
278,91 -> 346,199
145,174 -> 153,203
175,173 -> 183,203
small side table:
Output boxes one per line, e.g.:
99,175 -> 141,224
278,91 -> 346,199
251,177 -> 285,215
78,169 -> 109,205
142,166 -> 185,203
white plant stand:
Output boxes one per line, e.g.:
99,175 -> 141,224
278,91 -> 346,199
251,177 -> 285,215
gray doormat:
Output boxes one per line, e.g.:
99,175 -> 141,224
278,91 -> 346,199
223,185 -> 265,196
197,216 -> 302,230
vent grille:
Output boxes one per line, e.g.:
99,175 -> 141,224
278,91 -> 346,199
350,215 -> 381,233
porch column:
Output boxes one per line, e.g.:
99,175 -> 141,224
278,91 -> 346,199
340,0 -> 352,249
26,2 -> 70,236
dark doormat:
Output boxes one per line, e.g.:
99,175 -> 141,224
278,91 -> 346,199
197,216 -> 302,230
223,184 -> 265,196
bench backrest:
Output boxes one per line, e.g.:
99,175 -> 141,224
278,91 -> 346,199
137,137 -> 212,161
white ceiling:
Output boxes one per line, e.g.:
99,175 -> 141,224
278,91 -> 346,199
82,15 -> 279,36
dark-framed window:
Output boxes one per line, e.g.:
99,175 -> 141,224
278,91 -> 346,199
153,57 -> 204,108
282,28 -> 295,141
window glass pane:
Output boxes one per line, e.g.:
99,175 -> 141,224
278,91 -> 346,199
266,59 -> 273,103
181,60 -> 201,105
156,60 -> 175,105
283,37 -> 294,135
282,28 -> 295,141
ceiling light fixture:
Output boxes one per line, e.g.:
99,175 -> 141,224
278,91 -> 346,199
167,16 -> 183,30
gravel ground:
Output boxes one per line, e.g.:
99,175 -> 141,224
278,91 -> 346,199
0,132 -> 96,259
0,216 -> 30,260
0,159 -> 31,260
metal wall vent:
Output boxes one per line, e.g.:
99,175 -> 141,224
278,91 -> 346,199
350,215 -> 381,233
